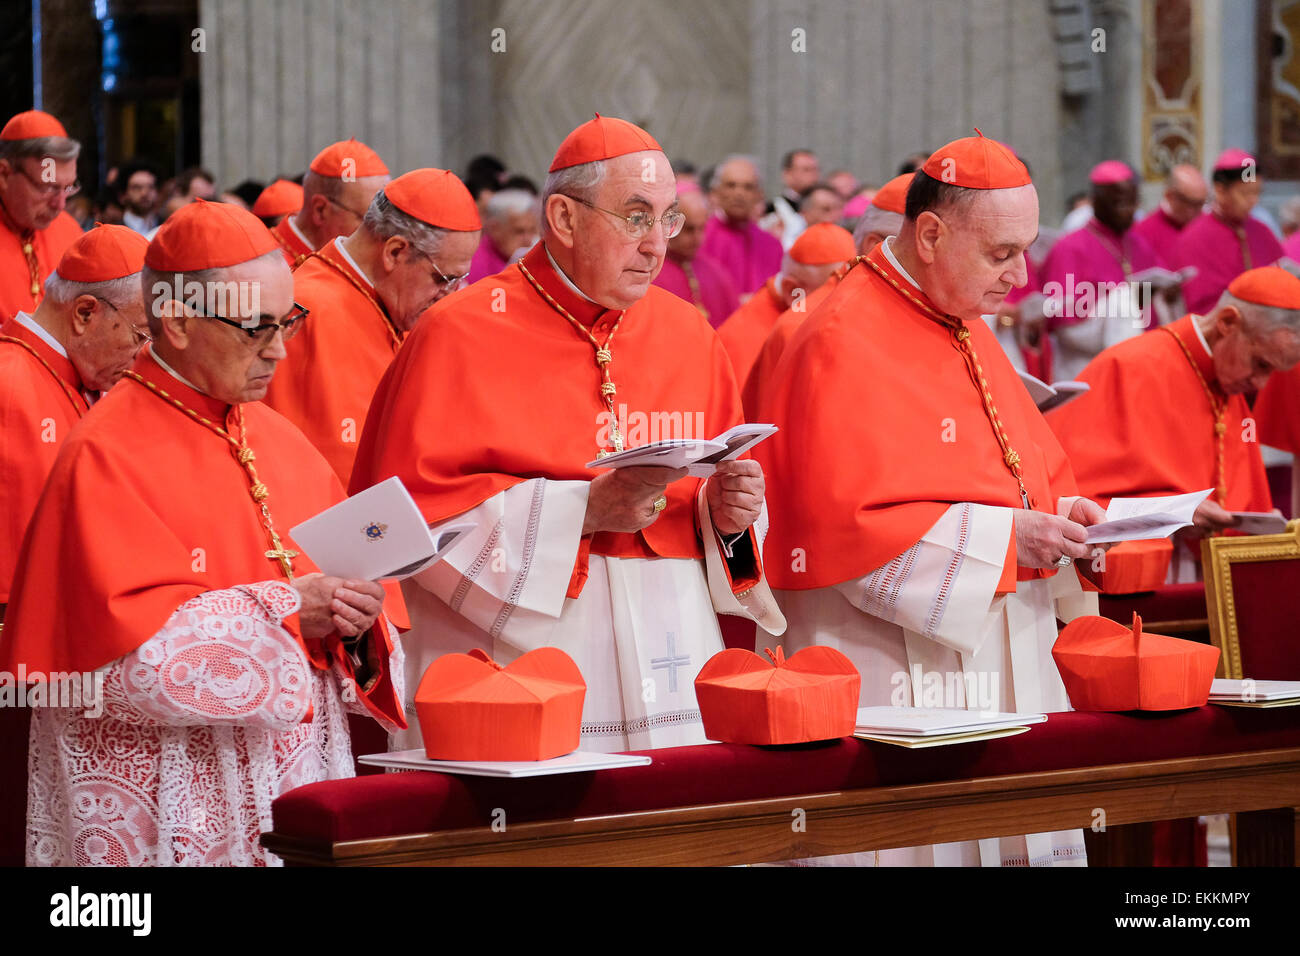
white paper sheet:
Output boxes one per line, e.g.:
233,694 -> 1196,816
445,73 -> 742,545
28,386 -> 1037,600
1228,512 -> 1288,535
1208,678 -> 1300,701
357,748 -> 653,777
854,706 -> 1048,736
1084,489 -> 1212,543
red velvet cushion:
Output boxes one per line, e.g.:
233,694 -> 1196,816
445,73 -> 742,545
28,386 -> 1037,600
271,707 -> 1300,844
0,706 -> 29,866
1099,583 -> 1206,628
1228,558 -> 1300,679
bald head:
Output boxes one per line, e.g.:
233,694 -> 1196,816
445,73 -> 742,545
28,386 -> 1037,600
1164,164 -> 1208,227
711,156 -> 763,225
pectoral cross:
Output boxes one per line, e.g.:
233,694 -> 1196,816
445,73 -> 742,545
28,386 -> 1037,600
265,529 -> 298,579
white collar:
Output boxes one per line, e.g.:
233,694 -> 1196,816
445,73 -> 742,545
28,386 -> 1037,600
149,348 -> 207,395
1191,316 -> 1212,357
335,236 -> 375,286
14,311 -> 69,358
287,215 -> 314,250
881,236 -> 921,290
544,245 -> 596,303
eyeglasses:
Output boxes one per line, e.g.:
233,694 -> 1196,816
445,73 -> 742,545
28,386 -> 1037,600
562,195 -> 685,239
12,162 -> 79,199
416,250 -> 470,294
195,303 -> 310,348
95,297 -> 152,349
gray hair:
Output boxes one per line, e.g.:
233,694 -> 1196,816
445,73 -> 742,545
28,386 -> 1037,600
853,207 -> 904,249
141,249 -> 284,337
484,188 -> 539,222
44,270 -> 140,310
361,189 -> 456,259
0,135 -> 80,164
540,160 -> 606,236
1220,291 -> 1300,337
542,160 -> 606,205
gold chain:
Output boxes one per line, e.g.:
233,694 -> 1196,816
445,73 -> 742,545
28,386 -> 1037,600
20,231 -> 41,301
0,334 -> 88,415
517,259 -> 627,454
123,370 -> 299,578
866,255 -> 1031,508
1162,324 -> 1227,506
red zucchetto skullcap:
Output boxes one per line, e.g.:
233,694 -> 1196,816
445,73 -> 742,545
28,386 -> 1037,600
870,173 -> 914,214
308,138 -> 389,178
922,130 -> 1031,189
1089,160 -> 1136,185
789,223 -> 856,265
145,199 -> 279,271
383,168 -> 481,231
1227,266 -> 1300,311
549,113 -> 663,172
1214,148 -> 1256,173
57,223 -> 148,282
1,110 -> 67,141
252,179 -> 304,219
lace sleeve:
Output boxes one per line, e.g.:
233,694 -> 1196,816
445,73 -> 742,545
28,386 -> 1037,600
99,581 -> 314,730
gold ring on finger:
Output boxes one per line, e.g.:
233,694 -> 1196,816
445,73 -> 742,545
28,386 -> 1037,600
653,495 -> 667,513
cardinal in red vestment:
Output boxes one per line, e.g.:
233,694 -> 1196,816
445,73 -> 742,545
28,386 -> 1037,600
350,114 -> 785,755
0,111 -> 84,322
758,134 -> 1103,866
1046,267 -> 1300,590
270,138 -> 389,268
1,200 -> 404,866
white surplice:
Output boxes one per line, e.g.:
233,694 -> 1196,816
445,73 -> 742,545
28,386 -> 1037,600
776,500 -> 1098,866
27,581 -> 404,867
392,476 -> 785,754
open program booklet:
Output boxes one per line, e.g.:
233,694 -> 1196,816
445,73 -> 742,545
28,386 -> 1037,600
585,423 -> 778,476
290,476 -> 474,580
1017,369 -> 1090,412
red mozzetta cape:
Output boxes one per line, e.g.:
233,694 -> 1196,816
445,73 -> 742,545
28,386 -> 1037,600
263,239 -> 403,488
1255,362 -> 1300,456
270,216 -> 313,269
351,243 -> 751,593
741,266 -> 849,419
0,213 -> 82,323
756,245 -> 1081,590
1046,315 -> 1269,511
716,279 -> 785,388
1,348 -> 404,726
0,316 -> 90,602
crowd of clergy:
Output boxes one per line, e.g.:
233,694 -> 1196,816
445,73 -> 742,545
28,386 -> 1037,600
3,105 -> 1300,868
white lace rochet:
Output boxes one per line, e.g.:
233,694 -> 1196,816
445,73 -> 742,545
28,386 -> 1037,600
26,580 -> 403,867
